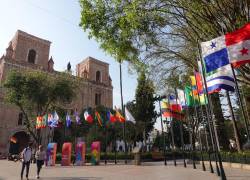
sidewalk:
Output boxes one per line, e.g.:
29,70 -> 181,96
0,160 -> 249,180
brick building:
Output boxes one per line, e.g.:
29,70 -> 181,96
0,30 -> 113,156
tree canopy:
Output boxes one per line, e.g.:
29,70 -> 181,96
4,70 -> 77,142
79,0 -> 250,86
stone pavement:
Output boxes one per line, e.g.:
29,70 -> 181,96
0,160 -> 249,180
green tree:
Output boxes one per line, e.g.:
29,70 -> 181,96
4,70 -> 76,143
79,0 -> 250,149
134,71 -> 157,142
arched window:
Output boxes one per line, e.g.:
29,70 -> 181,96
96,71 -> 101,82
27,49 -> 36,64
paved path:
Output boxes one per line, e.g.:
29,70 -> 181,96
0,160 -> 249,180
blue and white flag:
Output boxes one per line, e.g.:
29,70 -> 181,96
75,111 -> 81,125
201,36 -> 236,93
201,36 -> 230,73
206,64 -> 235,93
66,113 -> 71,128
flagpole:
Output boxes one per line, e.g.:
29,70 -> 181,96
158,96 -> 167,166
168,95 -> 177,166
230,64 -> 250,145
197,41 -> 226,180
119,62 -> 127,164
225,91 -> 241,152
174,88 -> 186,168
192,72 -> 206,171
196,68 -> 218,174
190,81 -> 199,170
182,88 -> 196,169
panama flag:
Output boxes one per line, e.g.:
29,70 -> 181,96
201,23 -> 250,69
84,110 -> 93,124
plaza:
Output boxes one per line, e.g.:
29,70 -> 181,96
0,160 -> 249,180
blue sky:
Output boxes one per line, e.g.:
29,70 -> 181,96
0,0 -> 137,108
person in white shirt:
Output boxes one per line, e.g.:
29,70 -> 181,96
20,142 -> 32,180
35,145 -> 46,179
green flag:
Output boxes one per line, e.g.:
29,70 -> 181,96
184,86 -> 198,106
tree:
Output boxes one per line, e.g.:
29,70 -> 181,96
4,70 -> 76,143
79,0 -> 250,149
134,71 -> 157,143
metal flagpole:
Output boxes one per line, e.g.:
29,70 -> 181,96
196,66 -> 219,175
192,72 -> 206,171
119,62 -> 127,164
225,91 -> 241,152
158,97 -> 167,165
168,95 -> 177,166
182,88 -> 196,169
197,42 -> 227,180
230,64 -> 250,145
174,88 -> 186,168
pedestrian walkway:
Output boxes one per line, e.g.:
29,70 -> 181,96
0,160 -> 249,180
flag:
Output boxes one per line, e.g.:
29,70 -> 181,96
115,108 -> 125,123
125,107 -> 136,124
161,99 -> 184,120
10,137 -> 17,144
195,72 -> 204,94
48,113 -> 58,128
66,113 -> 71,128
95,111 -> 103,127
107,111 -> 116,123
206,64 -> 235,93
74,111 -> 81,125
169,95 -> 182,113
41,114 -> 47,128
177,89 -> 186,108
84,110 -> 93,124
36,116 -> 42,129
184,86 -> 198,106
201,23 -> 250,69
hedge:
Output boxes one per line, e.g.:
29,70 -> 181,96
55,151 -> 250,164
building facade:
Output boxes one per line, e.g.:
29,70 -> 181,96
0,30 -> 113,156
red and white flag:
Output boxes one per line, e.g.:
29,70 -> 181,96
226,23 -> 250,67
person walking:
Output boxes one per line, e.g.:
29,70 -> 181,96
20,142 -> 32,180
35,145 -> 46,179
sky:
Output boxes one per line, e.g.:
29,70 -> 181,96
0,0 -> 137,108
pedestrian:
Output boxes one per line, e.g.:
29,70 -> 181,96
20,142 -> 33,180
35,145 -> 46,179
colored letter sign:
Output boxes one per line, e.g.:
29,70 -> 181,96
75,142 -> 86,166
91,141 -> 100,165
46,143 -> 57,166
61,142 -> 72,166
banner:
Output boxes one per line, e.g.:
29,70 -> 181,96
91,141 -> 100,165
75,142 -> 86,166
46,143 -> 57,166
61,142 -> 72,166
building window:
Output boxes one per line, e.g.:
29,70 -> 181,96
18,112 -> 23,125
95,93 -> 101,106
27,49 -> 36,64
96,71 -> 101,82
